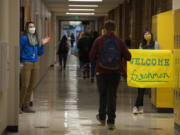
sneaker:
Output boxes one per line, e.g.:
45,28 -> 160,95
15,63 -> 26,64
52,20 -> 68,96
107,123 -> 116,130
138,106 -> 144,114
23,107 -> 35,113
132,106 -> 139,114
96,114 -> 105,126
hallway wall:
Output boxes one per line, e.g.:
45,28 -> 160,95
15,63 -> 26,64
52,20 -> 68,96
30,0 -> 54,79
0,0 -> 19,133
0,0 -> 55,133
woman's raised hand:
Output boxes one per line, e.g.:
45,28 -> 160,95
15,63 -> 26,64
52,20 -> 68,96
42,37 -> 50,45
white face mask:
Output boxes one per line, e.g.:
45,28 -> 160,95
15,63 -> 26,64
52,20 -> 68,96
29,28 -> 36,34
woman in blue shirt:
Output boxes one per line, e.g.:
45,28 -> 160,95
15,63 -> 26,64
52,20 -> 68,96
20,22 -> 49,113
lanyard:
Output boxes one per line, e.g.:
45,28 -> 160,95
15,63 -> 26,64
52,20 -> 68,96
33,46 -> 35,57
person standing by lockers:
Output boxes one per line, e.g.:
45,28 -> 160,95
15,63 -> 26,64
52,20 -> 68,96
20,22 -> 50,113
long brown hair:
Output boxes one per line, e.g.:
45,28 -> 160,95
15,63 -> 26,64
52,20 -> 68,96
60,35 -> 67,46
24,21 -> 39,45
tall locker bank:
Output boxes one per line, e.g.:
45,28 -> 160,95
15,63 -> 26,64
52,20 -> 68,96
151,11 -> 174,110
174,9 -> 180,130
152,9 -> 180,130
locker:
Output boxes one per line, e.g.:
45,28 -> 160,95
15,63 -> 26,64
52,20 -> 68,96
151,10 -> 174,109
174,9 -> 180,128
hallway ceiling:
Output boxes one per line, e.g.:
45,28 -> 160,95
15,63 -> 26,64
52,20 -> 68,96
44,0 -> 125,16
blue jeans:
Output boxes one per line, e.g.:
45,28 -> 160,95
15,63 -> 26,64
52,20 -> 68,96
80,61 -> 84,69
80,61 -> 90,78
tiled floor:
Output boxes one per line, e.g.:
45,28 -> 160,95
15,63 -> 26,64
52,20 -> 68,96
8,55 -> 180,135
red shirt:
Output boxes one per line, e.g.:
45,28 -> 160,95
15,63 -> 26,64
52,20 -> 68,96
89,32 -> 131,75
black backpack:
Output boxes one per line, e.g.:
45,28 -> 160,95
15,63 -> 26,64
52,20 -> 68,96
60,42 -> 68,53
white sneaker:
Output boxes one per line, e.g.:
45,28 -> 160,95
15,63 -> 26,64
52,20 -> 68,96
138,106 -> 144,114
132,106 -> 139,114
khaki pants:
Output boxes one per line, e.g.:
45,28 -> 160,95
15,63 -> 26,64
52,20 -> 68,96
20,62 -> 39,108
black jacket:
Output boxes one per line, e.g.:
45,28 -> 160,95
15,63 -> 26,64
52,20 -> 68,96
77,35 -> 92,62
57,41 -> 69,55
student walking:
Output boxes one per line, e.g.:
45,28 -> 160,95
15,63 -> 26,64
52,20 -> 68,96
77,32 -> 92,79
90,20 -> 131,130
57,35 -> 69,71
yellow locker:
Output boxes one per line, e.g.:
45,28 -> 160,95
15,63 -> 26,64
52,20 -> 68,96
174,9 -> 180,128
151,11 -> 174,109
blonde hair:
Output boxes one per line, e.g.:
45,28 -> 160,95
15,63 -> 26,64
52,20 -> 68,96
101,29 -> 105,35
78,32 -> 84,40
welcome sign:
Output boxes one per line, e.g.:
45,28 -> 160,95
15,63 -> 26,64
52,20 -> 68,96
127,49 -> 174,88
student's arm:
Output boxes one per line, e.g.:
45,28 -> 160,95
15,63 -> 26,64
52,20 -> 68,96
89,38 -> 99,62
119,39 -> 131,61
139,43 -> 143,49
155,41 -> 162,50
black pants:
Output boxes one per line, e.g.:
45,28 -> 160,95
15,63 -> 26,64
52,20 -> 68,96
59,54 -> 67,69
135,88 -> 145,107
71,41 -> 74,47
96,74 -> 120,124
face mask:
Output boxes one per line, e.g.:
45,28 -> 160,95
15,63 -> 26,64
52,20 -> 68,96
144,35 -> 151,41
29,28 -> 36,34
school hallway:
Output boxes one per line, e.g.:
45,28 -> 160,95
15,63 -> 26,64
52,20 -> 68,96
6,55 -> 178,135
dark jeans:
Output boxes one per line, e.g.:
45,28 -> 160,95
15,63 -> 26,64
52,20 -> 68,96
59,54 -> 67,69
96,74 -> 120,124
135,88 -> 145,107
71,41 -> 74,47
90,61 -> 96,79
82,62 -> 90,78
80,61 -> 84,69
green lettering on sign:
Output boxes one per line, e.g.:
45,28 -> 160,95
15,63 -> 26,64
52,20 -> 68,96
129,57 -> 170,66
131,69 -> 170,82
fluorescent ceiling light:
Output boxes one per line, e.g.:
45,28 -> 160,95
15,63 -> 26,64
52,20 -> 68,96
68,0 -> 102,2
69,5 -> 98,7
69,9 -> 95,11
66,12 -> 95,15
69,21 -> 82,25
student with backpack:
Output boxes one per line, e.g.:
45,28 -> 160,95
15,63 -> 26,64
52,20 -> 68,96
57,35 -> 69,71
89,20 -> 131,130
